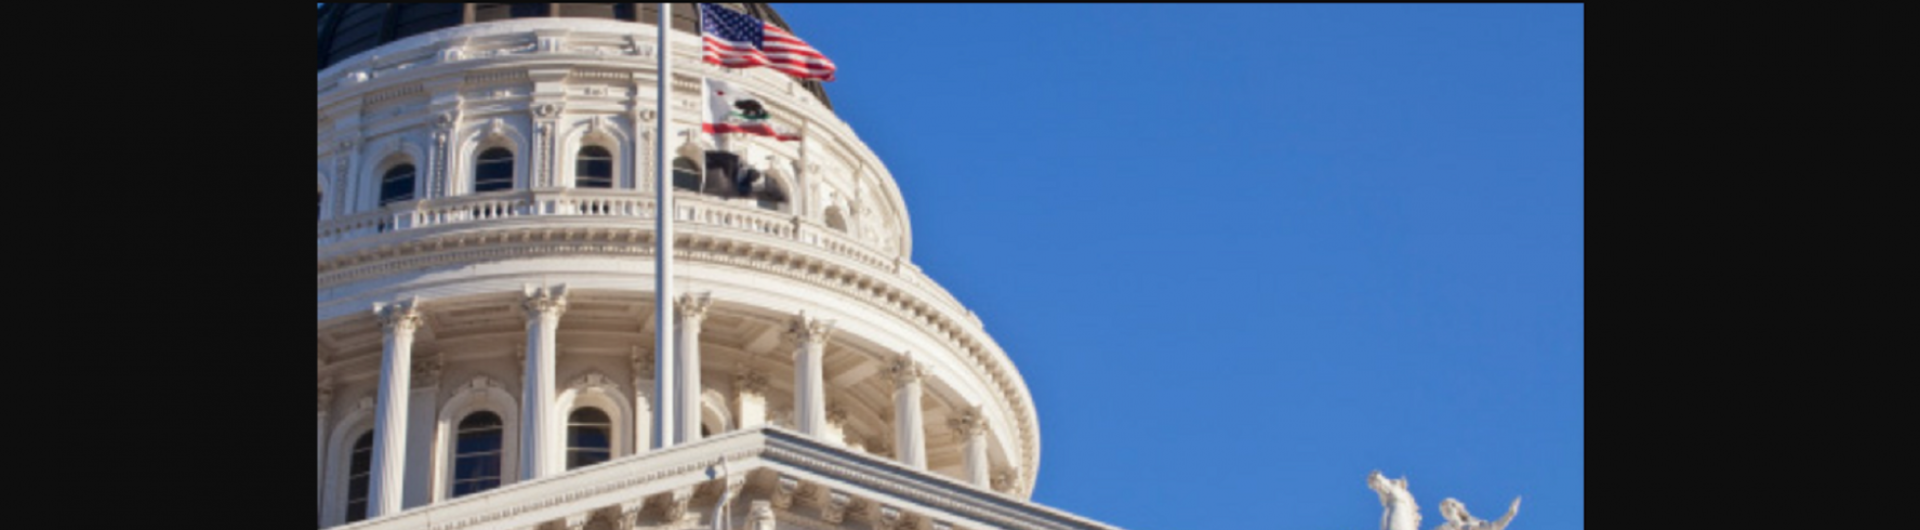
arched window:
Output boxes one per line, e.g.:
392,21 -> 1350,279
345,432 -> 374,523
451,412 -> 504,497
567,408 -> 613,470
576,146 -> 614,189
379,164 -> 416,206
474,148 -> 515,193
671,157 -> 701,192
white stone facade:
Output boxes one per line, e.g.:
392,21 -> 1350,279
318,10 -> 1105,530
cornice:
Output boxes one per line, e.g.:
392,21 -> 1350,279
331,427 -> 1113,530
317,208 -> 1040,493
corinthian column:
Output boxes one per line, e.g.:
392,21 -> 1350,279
950,405 -> 991,488
673,293 -> 712,443
889,352 -> 928,470
520,284 -> 568,480
368,297 -> 422,518
786,312 -> 834,438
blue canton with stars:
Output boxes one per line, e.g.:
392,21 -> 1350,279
700,4 -> 764,47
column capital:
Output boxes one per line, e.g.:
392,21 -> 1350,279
373,297 -> 424,333
786,311 -> 835,347
734,365 -> 769,396
674,292 -> 714,326
521,284 -> 570,320
630,345 -> 654,383
949,404 -> 989,438
888,351 -> 926,386
318,377 -> 335,416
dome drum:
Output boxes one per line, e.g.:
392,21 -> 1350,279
318,6 -> 1079,529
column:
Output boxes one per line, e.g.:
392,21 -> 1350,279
317,377 -> 332,523
630,345 -> 654,455
786,312 -> 834,438
673,293 -> 712,443
520,284 -> 568,480
369,297 -> 422,518
888,352 -> 927,470
950,405 -> 991,488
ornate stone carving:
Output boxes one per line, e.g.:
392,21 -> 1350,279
1437,497 -> 1520,530
674,292 -> 713,327
521,284 -> 570,320
569,372 -> 621,393
630,345 -> 654,382
771,476 -> 800,509
746,500 -> 776,530
657,487 -> 694,521
820,491 -> 852,524
949,405 -> 988,438
1369,471 -> 1420,530
888,351 -> 925,386
734,366 -> 769,396
786,311 -> 835,347
373,297 -> 424,333
991,468 -> 1021,495
411,354 -> 444,388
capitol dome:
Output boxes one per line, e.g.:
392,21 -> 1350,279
317,4 -> 1104,530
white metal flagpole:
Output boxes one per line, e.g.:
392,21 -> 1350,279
651,1 -> 679,450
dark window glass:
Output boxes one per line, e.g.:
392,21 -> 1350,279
452,412 -> 504,498
473,3 -> 512,22
576,146 -> 614,189
346,432 -> 374,523
672,157 -> 701,192
380,164 -> 416,206
558,4 -> 618,19
567,408 -> 613,470
392,4 -> 463,39
475,148 -> 514,193
510,3 -> 550,18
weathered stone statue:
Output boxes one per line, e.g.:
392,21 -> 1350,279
1436,497 -> 1520,530
1368,471 -> 1421,530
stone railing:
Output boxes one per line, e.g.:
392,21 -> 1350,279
318,190 -> 892,267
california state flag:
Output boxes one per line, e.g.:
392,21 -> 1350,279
703,78 -> 802,141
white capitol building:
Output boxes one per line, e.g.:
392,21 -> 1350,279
317,4 -> 1123,530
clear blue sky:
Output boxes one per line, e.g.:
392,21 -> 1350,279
320,4 -> 1584,529
772,5 -> 1584,530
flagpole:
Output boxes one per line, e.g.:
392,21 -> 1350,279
651,1 -> 679,450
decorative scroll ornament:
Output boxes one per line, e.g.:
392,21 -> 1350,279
786,311 -> 835,348
373,297 -> 423,333
675,292 -> 714,327
949,404 -> 988,438
521,284 -> 570,320
889,351 -> 926,385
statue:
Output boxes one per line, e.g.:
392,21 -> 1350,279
1436,497 -> 1521,530
1368,471 -> 1421,530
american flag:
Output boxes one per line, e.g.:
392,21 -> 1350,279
699,3 -> 837,82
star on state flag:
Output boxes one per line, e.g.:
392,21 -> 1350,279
703,78 -> 801,142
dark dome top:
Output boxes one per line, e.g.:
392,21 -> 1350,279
317,3 -> 830,109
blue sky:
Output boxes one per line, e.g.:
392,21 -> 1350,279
320,4 -> 1583,529
771,5 -> 1584,530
